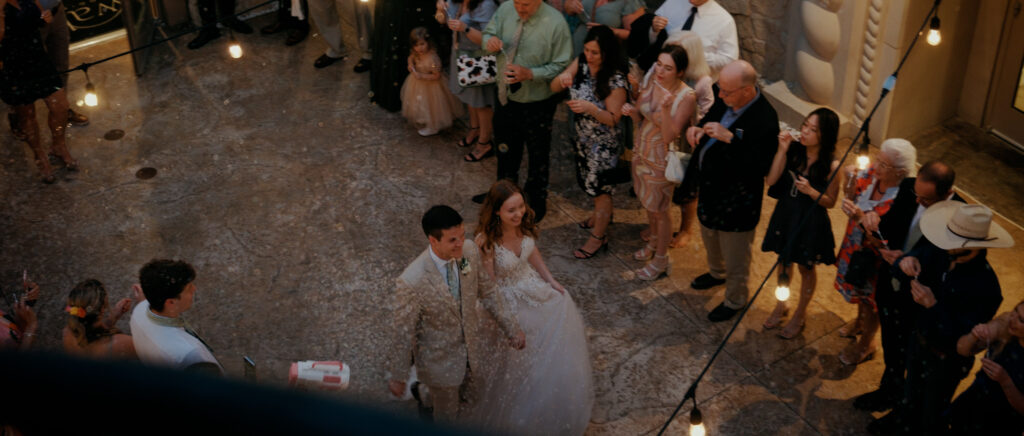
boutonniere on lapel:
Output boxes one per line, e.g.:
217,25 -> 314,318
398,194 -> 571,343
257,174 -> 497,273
458,258 -> 471,275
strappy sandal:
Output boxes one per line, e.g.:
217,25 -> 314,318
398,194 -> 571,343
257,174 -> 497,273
457,127 -> 479,148
636,254 -> 669,281
633,243 -> 655,261
838,322 -> 862,338
839,345 -> 876,366
778,318 -> 805,339
763,306 -> 789,330
464,141 -> 494,162
574,233 -> 608,259
578,213 -> 613,230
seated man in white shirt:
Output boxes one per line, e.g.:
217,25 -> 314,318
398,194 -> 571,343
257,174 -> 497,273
627,0 -> 737,75
130,259 -> 223,375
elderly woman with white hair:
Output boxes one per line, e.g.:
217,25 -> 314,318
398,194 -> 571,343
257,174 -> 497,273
834,138 -> 917,366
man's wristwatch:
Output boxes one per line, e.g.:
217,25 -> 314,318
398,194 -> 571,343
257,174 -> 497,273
464,25 -> 470,34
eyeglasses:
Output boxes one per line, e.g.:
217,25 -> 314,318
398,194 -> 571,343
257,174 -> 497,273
718,85 -> 748,97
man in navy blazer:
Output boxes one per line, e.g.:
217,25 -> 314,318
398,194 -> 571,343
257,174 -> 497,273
856,161 -> 960,415
682,60 -> 779,322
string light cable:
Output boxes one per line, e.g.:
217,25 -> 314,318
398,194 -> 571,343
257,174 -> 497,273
656,0 -> 943,434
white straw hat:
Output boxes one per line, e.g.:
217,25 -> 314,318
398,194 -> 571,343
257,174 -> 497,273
920,201 -> 1014,250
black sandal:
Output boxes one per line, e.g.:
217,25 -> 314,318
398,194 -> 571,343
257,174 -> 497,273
574,233 -> 609,259
578,212 -> 613,229
457,127 -> 479,148
464,141 -> 494,162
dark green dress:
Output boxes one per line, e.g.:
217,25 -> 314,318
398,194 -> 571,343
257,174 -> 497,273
370,0 -> 445,112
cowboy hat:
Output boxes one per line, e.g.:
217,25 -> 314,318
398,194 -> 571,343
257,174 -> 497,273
920,200 -> 1014,250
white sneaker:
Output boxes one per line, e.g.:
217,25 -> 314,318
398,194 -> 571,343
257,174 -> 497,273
417,128 -> 439,137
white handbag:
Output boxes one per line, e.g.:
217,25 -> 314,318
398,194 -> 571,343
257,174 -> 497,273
664,148 -> 690,184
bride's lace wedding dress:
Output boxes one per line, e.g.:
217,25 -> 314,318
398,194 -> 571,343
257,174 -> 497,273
466,236 -> 594,435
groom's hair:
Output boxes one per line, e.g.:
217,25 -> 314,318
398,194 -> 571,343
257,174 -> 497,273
422,205 -> 463,239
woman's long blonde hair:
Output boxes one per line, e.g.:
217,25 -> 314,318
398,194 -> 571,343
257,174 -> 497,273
667,31 -> 711,81
66,279 -> 117,348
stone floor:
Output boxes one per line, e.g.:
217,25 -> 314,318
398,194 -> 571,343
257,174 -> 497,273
3,19 -> 1023,435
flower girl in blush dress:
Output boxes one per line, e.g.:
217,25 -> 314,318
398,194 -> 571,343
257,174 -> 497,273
466,180 -> 595,435
400,27 -> 464,137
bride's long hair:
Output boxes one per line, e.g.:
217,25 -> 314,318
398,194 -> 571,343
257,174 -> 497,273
475,180 -> 538,251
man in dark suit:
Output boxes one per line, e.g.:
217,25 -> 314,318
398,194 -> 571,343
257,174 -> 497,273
683,60 -> 779,322
856,161 -> 959,412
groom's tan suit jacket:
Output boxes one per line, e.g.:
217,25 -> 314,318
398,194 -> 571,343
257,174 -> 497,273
390,239 -> 520,387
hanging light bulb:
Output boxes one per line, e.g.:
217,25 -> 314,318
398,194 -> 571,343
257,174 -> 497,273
856,153 -> 870,171
775,269 -> 791,302
228,36 -> 243,59
926,16 -> 941,46
83,68 -> 98,107
84,83 -> 98,107
359,0 -> 368,3
856,123 -> 871,171
689,407 -> 705,436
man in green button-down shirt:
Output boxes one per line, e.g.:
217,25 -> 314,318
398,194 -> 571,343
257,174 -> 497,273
471,0 -> 572,221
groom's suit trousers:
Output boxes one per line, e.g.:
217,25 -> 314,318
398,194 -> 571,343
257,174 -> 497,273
429,385 -> 460,422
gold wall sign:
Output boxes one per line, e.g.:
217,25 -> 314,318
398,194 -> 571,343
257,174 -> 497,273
64,0 -> 123,31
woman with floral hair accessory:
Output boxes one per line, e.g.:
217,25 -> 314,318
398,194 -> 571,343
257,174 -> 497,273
61,279 -> 137,359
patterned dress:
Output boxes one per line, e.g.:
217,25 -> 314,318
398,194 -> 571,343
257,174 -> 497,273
572,63 -> 626,197
834,165 -> 900,307
631,81 -> 693,212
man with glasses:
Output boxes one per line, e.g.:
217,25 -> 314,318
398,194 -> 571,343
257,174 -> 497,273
683,60 -> 779,322
856,162 -> 960,412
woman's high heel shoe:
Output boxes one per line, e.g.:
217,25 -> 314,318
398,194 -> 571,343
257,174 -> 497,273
37,160 -> 55,184
578,212 -> 613,230
636,254 -> 669,281
574,233 -> 608,259
633,244 -> 655,261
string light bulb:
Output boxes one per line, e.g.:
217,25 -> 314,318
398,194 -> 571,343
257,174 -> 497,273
228,35 -> 243,59
926,16 -> 941,46
83,68 -> 98,107
689,407 -> 705,436
775,269 -> 791,302
856,123 -> 871,171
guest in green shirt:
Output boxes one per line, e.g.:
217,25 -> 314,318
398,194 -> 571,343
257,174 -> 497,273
472,0 -> 572,222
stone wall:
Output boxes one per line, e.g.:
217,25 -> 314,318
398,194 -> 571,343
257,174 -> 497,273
718,0 -> 791,81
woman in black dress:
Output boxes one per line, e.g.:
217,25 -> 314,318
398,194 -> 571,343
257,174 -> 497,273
761,107 -> 841,339
370,0 -> 444,112
1,0 -> 76,183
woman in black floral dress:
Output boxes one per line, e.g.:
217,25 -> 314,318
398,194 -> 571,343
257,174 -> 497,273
551,25 -> 628,259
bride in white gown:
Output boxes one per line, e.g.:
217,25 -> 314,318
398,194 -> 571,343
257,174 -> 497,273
467,180 -> 595,435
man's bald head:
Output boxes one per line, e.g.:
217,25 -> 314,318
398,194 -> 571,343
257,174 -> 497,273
717,60 -> 759,110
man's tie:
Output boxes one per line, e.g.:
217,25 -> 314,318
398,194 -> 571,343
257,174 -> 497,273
682,6 -> 697,31
446,260 -> 461,304
183,321 -> 215,353
904,221 -> 924,253
497,20 -> 525,106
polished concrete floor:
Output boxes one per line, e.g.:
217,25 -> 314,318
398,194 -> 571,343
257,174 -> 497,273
3,19 -> 1023,435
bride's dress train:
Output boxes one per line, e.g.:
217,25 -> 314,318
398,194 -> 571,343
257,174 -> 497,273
466,236 -> 594,435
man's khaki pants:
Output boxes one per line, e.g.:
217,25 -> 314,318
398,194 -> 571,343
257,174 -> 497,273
700,225 -> 755,309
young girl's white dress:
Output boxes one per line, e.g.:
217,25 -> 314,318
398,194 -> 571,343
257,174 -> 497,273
400,51 -> 464,132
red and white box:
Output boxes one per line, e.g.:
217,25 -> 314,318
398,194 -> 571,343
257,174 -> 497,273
288,361 -> 350,391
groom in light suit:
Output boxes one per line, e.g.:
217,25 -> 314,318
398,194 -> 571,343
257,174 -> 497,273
388,205 -> 525,422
